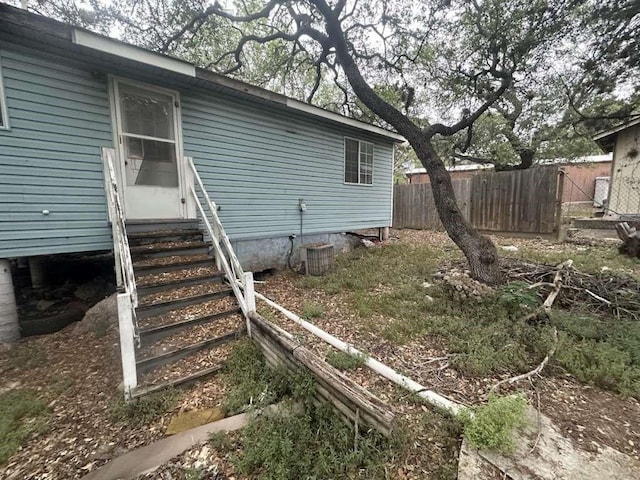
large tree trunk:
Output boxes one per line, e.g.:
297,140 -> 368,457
494,148 -> 535,171
321,8 -> 501,284
414,139 -> 502,284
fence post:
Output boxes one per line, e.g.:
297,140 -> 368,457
243,271 -> 256,337
117,293 -> 138,399
555,168 -> 566,240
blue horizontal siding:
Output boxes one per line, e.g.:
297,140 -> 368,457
0,42 -> 394,259
0,47 -> 113,258
181,90 -> 394,240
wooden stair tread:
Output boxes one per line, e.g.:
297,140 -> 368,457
137,272 -> 225,296
137,264 -> 221,286
138,308 -> 242,350
138,296 -> 237,330
128,228 -> 202,239
139,282 -> 232,307
136,328 -> 245,374
133,257 -> 214,277
139,307 -> 242,346
136,289 -> 234,319
130,241 -> 208,254
131,364 -> 224,398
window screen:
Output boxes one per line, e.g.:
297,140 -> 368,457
344,138 -> 373,185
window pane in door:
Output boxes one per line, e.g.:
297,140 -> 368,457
124,137 -> 178,187
119,84 -> 174,140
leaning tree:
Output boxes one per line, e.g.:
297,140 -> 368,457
26,0 -> 620,284
150,0 -> 586,284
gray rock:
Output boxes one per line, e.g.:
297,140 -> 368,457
74,294 -> 118,336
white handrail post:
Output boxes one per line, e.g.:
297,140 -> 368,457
103,149 -> 123,288
117,293 -> 138,399
103,147 -> 140,398
243,271 -> 255,337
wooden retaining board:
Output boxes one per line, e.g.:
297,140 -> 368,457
248,312 -> 395,437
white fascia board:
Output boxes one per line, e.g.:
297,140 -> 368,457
286,98 -> 405,142
72,29 -> 196,78
71,29 -> 402,142
593,117 -> 640,142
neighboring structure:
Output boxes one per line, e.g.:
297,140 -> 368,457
0,5 -> 402,272
594,117 -> 640,217
553,156 -> 612,205
405,163 -> 494,184
406,155 -> 613,206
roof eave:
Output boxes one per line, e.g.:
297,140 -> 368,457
0,4 -> 405,143
593,116 -> 640,151
70,27 -> 404,142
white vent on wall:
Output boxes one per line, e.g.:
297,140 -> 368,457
594,176 -> 610,207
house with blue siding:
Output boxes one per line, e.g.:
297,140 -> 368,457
0,5 -> 401,391
0,5 -> 400,267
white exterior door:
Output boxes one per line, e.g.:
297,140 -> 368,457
113,80 -> 185,219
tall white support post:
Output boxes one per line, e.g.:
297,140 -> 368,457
117,293 -> 138,399
0,260 -> 20,343
243,271 -> 256,337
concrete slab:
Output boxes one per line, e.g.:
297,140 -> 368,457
80,412 -> 249,480
573,218 -> 640,230
458,407 -> 640,479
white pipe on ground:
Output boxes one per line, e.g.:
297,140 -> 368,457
255,291 -> 464,415
0,259 -> 20,343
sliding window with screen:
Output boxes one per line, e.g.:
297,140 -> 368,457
344,137 -> 373,185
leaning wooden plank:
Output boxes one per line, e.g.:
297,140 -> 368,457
254,291 -> 462,415
616,222 -> 631,241
251,327 -> 373,430
295,347 -> 395,421
252,313 -> 394,420
80,403 -> 295,480
248,312 -> 395,436
251,327 -> 301,374
253,326 -> 392,436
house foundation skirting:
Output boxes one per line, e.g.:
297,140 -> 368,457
231,232 -> 361,272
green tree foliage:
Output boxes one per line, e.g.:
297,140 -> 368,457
17,0 -> 639,282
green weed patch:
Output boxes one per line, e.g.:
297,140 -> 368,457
459,394 -> 528,453
0,389 -> 50,464
109,388 -> 179,427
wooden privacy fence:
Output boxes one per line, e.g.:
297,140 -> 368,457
394,166 -> 563,235
393,179 -> 472,230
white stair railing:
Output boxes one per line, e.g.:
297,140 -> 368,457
103,148 -> 139,398
187,157 -> 253,323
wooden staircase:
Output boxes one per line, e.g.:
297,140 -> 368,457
126,220 -> 246,397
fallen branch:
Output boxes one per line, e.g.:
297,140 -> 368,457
520,267 -> 564,323
491,327 -> 558,393
527,378 -> 543,456
584,288 -> 612,305
448,257 -> 640,321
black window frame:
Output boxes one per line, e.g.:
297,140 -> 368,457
344,137 -> 374,185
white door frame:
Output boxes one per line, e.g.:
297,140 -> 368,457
108,75 -> 187,219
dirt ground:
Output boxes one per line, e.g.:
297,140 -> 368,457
1,229 -> 639,479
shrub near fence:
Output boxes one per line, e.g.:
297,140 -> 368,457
393,166 -> 562,236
